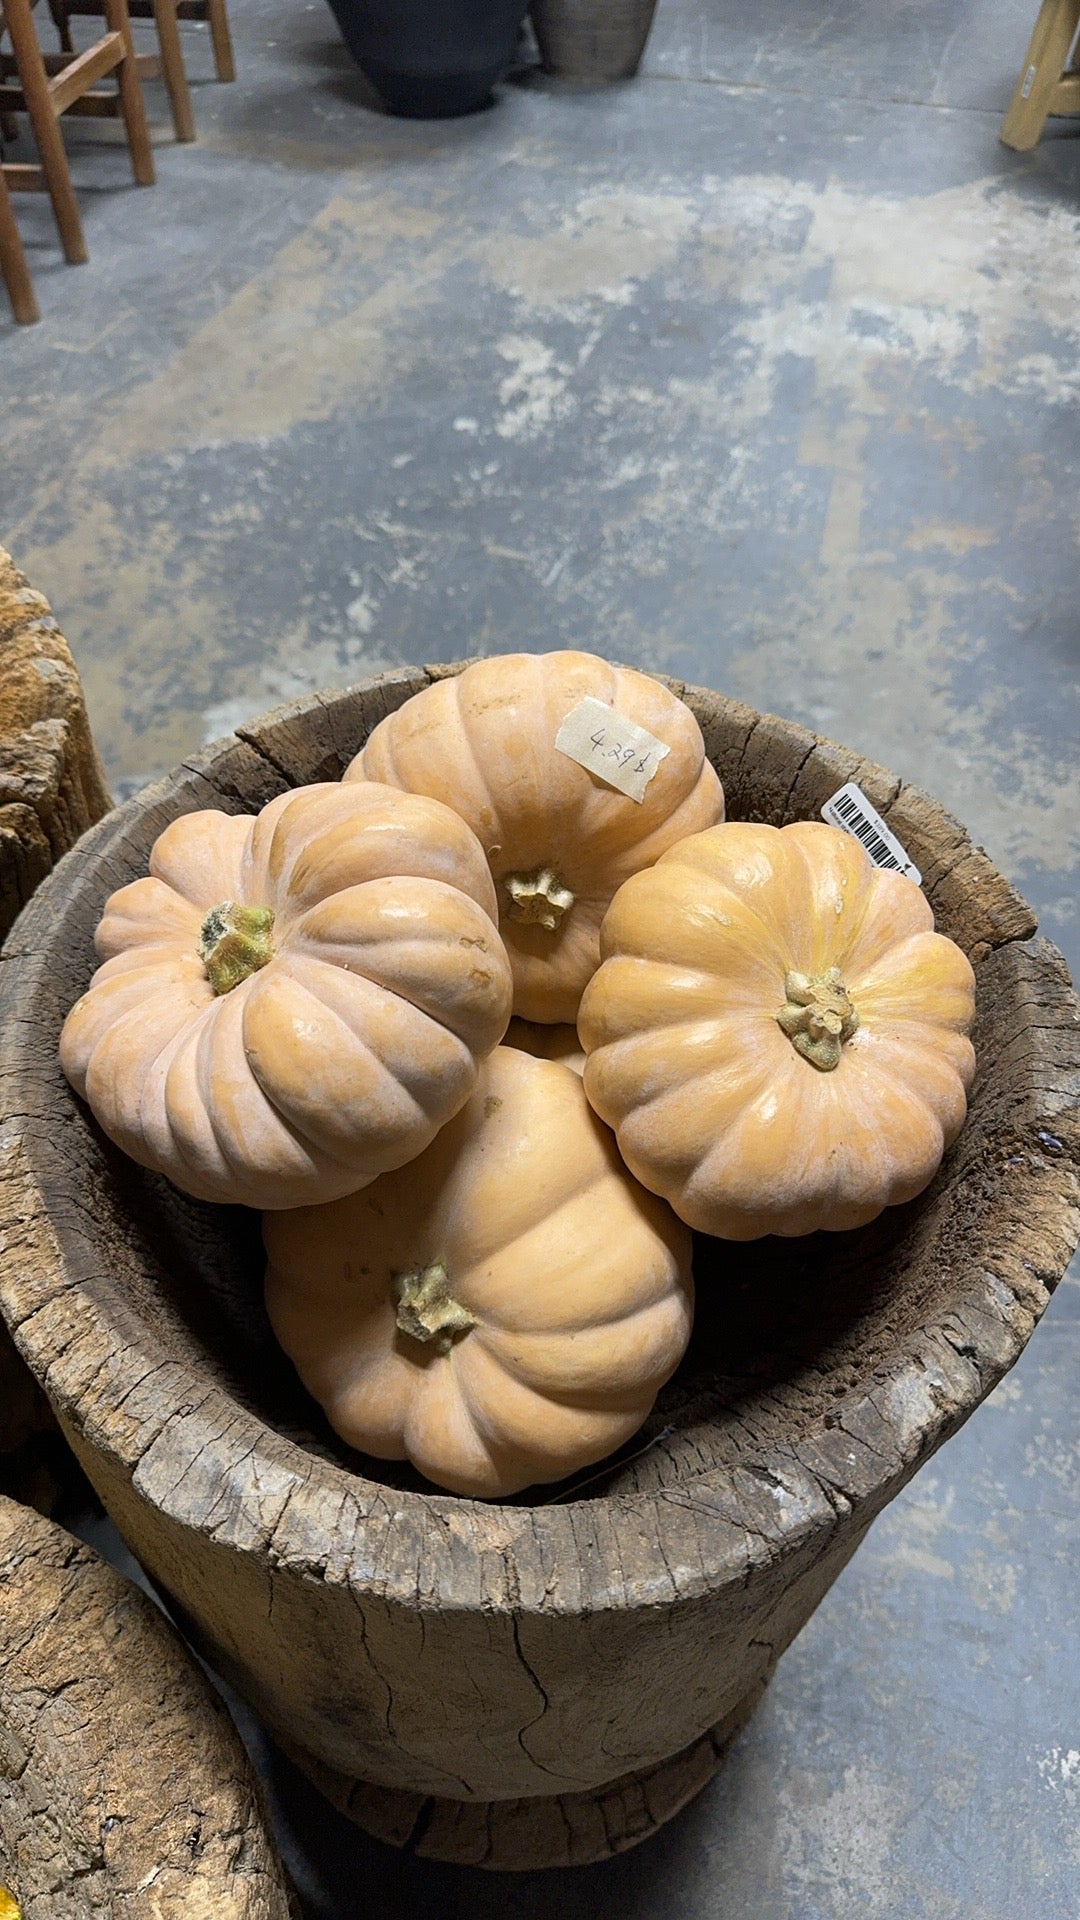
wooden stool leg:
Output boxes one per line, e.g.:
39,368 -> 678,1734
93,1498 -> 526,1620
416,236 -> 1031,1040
1,0 -> 87,263
0,167 -> 40,321
1000,0 -> 1080,149
152,0 -> 195,140
205,0 -> 234,83
100,0 -> 155,183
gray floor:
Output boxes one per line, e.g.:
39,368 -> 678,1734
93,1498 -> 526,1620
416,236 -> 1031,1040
4,0 -> 1080,1913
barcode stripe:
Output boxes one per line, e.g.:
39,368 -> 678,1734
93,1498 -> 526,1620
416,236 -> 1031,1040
820,782 -> 922,886
830,792 -> 902,868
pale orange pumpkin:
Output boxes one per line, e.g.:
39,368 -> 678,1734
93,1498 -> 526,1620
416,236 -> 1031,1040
578,820 -> 976,1239
263,1046 -> 694,1498
344,652 -> 724,1022
60,782 -> 513,1210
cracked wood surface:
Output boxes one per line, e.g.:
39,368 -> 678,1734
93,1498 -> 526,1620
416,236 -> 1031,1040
0,669 -> 1077,1865
0,1497 -> 297,1917
0,547 -> 111,1516
0,548 -> 111,947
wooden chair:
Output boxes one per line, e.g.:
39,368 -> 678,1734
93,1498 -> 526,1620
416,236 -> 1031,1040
47,0 -> 234,144
0,0 -> 153,266
1000,0 -> 1080,149
0,161 -> 39,319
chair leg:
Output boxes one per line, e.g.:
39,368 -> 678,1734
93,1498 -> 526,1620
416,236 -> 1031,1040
0,166 -> 40,321
100,0 -> 155,182
152,0 -> 195,139
1,0 -> 87,263
205,0 -> 234,83
1000,0 -> 1080,149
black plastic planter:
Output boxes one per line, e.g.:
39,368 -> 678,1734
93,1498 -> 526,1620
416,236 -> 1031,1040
326,0 -> 531,118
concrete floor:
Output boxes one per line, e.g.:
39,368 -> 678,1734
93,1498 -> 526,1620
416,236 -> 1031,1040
4,0 -> 1080,1913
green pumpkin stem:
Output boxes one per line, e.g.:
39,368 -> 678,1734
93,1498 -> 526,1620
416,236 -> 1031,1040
198,901 -> 275,995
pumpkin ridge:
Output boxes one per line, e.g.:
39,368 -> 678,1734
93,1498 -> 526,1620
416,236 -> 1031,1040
276,922 -> 505,1061
438,1157 -> 616,1289
452,669 -> 507,855
610,860 -> 791,979
476,1292 -> 689,1379
784,820 -> 880,977
148,807 -> 252,908
595,1049 -> 789,1177
241,964 -> 436,1141
79,987 -> 206,1148
95,875 -> 204,958
192,990 -> 354,1190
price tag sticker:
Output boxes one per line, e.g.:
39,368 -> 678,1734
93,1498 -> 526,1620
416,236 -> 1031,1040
554,697 -> 671,804
821,782 -> 922,885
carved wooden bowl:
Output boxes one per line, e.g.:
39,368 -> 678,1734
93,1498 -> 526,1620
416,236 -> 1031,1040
0,1496 -> 297,1916
0,543 -> 111,1513
1,667 -> 1077,1872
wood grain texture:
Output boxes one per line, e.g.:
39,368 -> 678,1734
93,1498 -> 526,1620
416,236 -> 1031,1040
0,546 -> 111,1514
0,667 -> 1076,1868
0,1497 -> 297,1916
0,545 -> 111,944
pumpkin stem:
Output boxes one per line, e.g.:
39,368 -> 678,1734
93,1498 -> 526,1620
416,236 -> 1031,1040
777,967 -> 859,1072
198,901 -> 275,996
394,1262 -> 477,1356
502,867 -> 575,933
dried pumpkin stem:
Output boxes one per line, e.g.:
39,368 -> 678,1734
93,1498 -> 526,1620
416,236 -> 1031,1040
502,867 -> 575,933
777,967 -> 859,1072
198,901 -> 275,996
394,1262 -> 476,1356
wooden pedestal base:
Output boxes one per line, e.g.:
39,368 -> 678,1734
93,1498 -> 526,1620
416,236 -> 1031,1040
288,1670 -> 773,1871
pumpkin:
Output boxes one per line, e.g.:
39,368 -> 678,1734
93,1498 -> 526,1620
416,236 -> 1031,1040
578,820 -> 976,1239
344,652 -> 724,1022
60,782 -> 513,1211
503,1017 -> 585,1074
263,1046 -> 694,1498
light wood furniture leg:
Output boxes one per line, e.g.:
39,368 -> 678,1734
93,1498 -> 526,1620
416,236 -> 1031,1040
0,163 -> 39,319
204,0 -> 233,83
1,0 -> 87,261
1000,0 -> 1080,150
150,0 -> 193,138
100,0 -> 154,181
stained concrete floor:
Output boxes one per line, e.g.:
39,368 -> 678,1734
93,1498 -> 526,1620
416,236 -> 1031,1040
4,0 -> 1080,1914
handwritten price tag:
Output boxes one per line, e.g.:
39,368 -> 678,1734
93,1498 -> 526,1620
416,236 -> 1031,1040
554,697 -> 670,804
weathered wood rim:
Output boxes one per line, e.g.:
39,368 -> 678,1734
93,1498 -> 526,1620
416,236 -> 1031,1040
1,664 -> 1078,1627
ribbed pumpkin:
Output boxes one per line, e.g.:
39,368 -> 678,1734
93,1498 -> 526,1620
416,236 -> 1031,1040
578,820 -> 976,1239
263,1046 -> 694,1498
60,782 -> 513,1210
344,652 -> 724,1022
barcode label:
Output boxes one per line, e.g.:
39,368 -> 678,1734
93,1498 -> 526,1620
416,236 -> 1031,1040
554,697 -> 670,804
821,783 -> 922,885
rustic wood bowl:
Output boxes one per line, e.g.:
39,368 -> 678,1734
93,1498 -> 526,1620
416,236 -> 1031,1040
1,666 -> 1077,1872
0,1496 -> 297,1916
0,544 -> 111,1515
